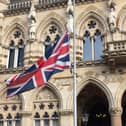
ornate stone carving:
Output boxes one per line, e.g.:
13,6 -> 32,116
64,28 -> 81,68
66,0 -> 73,33
54,78 -> 72,91
36,87 -> 57,100
108,0 -> 116,32
28,3 -> 36,41
110,107 -> 122,115
0,91 -> 21,101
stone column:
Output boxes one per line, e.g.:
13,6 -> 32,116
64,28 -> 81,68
24,39 -> 42,67
4,120 -> 7,126
110,107 -> 122,126
91,36 -> 94,61
21,112 -> 32,126
40,119 -> 44,126
90,30 -> 95,61
60,110 -> 73,126
0,13 -> 4,67
24,40 -> 32,67
50,119 -> 53,126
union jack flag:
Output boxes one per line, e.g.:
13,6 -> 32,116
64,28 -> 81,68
6,32 -> 70,97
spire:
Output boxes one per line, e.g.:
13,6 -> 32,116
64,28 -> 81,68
108,0 -> 116,9
28,1 -> 37,41
67,0 -> 73,16
28,2 -> 36,23
66,0 -> 74,33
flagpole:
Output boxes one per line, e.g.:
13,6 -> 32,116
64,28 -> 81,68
66,0 -> 77,125
72,0 -> 77,126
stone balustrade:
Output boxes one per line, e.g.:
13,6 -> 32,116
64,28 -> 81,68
106,40 -> 126,56
8,1 -> 31,10
3,0 -> 106,16
104,40 -> 126,66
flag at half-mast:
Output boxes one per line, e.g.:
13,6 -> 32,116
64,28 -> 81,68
6,32 -> 70,97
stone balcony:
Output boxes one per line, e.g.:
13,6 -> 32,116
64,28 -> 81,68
104,40 -> 126,66
3,0 -> 107,16
4,0 -> 32,16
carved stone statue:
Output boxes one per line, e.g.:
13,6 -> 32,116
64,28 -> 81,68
66,0 -> 73,33
28,3 -> 36,41
108,0 -> 116,32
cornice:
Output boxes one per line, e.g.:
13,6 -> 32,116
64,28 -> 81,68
3,0 -> 107,17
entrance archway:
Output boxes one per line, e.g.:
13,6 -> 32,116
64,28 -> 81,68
78,83 -> 111,126
122,91 -> 126,126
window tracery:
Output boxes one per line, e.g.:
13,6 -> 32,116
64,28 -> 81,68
7,29 -> 25,68
43,24 -> 62,59
0,92 -> 22,126
33,86 -> 60,126
83,19 -> 104,61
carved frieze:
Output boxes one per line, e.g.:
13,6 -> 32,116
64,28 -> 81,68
53,77 -> 73,91
36,87 -> 57,100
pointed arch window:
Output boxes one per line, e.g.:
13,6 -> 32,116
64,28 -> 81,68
52,112 -> 59,126
0,114 -> 3,126
83,30 -> 92,61
6,113 -> 12,126
43,112 -> 49,126
94,29 -> 103,60
14,113 -> 21,126
17,39 -> 24,67
43,24 -> 61,59
34,112 -> 40,126
8,40 -> 15,68
7,30 -> 25,68
83,20 -> 103,61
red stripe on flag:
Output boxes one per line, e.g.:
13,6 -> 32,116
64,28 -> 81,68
8,71 -> 37,86
34,69 -> 45,87
42,45 -> 69,68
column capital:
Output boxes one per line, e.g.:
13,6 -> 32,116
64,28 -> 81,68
110,107 -> 122,115
59,109 -> 73,116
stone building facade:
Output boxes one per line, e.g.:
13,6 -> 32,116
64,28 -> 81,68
0,0 -> 126,126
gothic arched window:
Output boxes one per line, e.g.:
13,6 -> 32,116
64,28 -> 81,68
82,19 -> 103,61
17,39 -> 24,67
6,113 -> 12,126
43,112 -> 49,126
43,24 -> 61,59
94,29 -> 103,60
52,112 -> 59,126
0,114 -> 3,126
14,113 -> 21,126
34,112 -> 40,126
83,30 -> 92,61
33,86 -> 60,126
8,40 -> 15,68
7,29 -> 25,68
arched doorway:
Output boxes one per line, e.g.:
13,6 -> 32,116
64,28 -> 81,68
122,91 -> 126,126
78,83 -> 111,126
